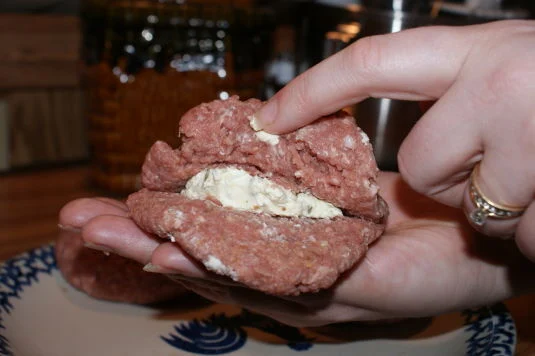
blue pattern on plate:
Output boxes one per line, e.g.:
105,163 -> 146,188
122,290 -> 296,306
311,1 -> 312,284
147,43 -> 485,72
0,244 -> 518,356
161,309 -> 313,354
0,245 -> 56,356
463,304 -> 516,356
161,313 -> 247,354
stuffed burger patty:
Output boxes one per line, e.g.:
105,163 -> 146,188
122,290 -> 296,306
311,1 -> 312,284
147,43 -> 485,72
126,96 -> 388,296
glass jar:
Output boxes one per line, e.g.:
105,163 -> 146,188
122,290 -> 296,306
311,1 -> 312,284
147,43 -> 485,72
81,0 -> 273,193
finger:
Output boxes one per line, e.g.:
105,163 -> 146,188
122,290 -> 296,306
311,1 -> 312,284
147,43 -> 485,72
375,171 -> 463,229
149,243 -> 206,278
177,280 -> 233,306
461,164 -> 527,239
514,202 -> 535,261
148,242 -> 248,287
398,26 -> 535,238
397,79 -> 483,207
400,71 -> 535,210
253,25 -> 479,133
82,215 -> 159,264
59,197 -> 129,230
94,197 -> 128,211
225,286 -> 385,327
459,125 -> 535,238
148,246 -> 377,326
150,248 -> 390,325
419,100 -> 435,114
177,278 -> 382,327
177,279 -> 309,326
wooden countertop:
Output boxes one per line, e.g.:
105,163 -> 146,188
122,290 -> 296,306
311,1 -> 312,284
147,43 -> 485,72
0,165 -> 534,355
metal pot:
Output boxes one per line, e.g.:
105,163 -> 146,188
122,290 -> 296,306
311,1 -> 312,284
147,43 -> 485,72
352,3 -> 432,171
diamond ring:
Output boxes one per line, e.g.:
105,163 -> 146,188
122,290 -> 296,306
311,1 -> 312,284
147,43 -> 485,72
467,164 -> 526,227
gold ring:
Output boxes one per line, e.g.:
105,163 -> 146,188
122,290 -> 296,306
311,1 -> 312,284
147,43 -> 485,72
467,164 -> 526,227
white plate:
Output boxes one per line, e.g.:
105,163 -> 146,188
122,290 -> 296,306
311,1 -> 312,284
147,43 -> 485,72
0,245 -> 516,356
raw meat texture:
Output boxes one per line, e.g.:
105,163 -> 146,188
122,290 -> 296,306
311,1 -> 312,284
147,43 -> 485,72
55,230 -> 187,304
127,96 -> 388,296
142,96 -> 387,221
127,189 -> 383,296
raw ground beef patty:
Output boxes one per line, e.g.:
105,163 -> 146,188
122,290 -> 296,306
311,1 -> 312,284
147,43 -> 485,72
127,96 -> 388,296
55,230 -> 187,304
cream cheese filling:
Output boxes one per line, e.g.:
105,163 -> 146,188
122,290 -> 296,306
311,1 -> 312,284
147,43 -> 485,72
182,167 -> 342,219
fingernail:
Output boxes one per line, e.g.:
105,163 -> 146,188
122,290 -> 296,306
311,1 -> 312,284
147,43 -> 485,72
84,242 -> 113,254
165,255 -> 206,278
253,101 -> 278,131
143,263 -> 162,273
143,263 -> 175,274
58,224 -> 81,233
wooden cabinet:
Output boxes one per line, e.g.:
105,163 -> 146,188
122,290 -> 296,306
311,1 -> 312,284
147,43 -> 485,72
0,14 -> 88,171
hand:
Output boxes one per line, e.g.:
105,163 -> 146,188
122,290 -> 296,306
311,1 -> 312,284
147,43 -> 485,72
59,172 -> 534,327
252,20 -> 535,259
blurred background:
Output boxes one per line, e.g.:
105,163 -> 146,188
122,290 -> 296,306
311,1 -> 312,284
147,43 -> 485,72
1,0 -> 533,192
